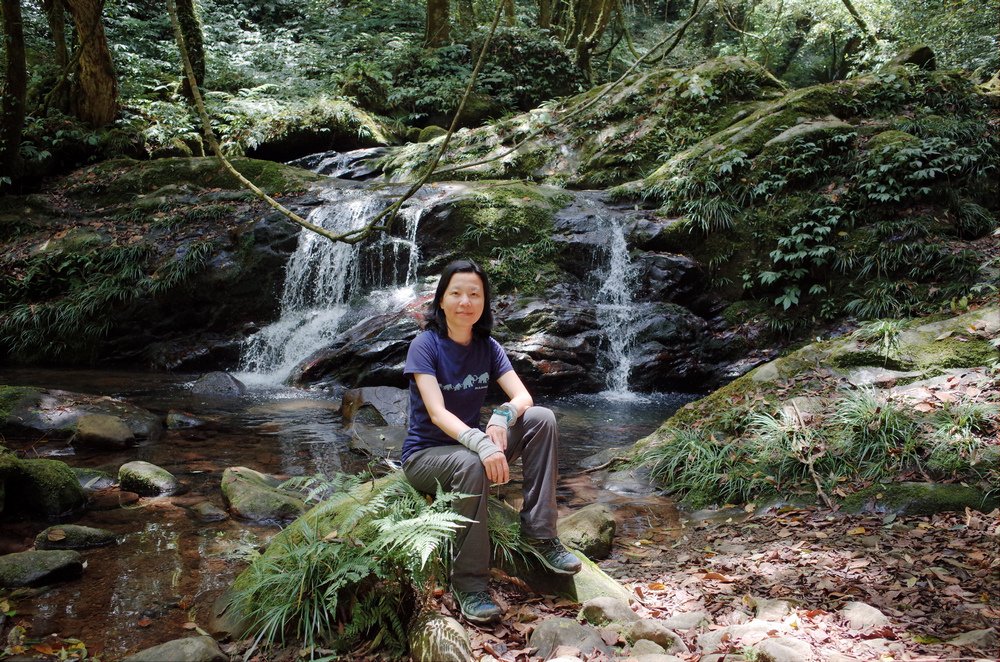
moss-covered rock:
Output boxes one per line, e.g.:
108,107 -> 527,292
119,460 -> 179,496
843,482 -> 1000,515
73,413 -> 136,450
220,466 -> 305,522
0,550 -> 84,588
408,612 -> 472,662
35,524 -> 118,550
5,458 -> 88,520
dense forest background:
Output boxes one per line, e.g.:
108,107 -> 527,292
2,0 -> 998,188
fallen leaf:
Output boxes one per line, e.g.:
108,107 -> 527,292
138,617 -> 153,627
847,527 -> 867,535
47,529 -> 67,542
701,572 -> 734,582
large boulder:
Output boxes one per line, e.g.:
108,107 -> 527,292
0,550 -> 83,587
190,372 -> 246,397
3,457 -> 87,519
34,525 -> 117,550
220,467 -> 305,522
341,386 -> 408,427
0,387 -> 162,443
408,611 -> 472,662
119,461 -> 179,496
529,617 -> 615,660
558,504 -> 616,559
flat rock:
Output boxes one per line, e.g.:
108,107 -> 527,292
839,601 -> 890,630
529,618 -> 614,660
698,619 -> 792,652
754,636 -> 814,662
119,461 -> 179,496
662,611 -> 710,630
945,627 -> 997,650
34,525 -> 117,550
0,550 -> 83,587
120,635 -> 227,662
348,422 -> 406,459
839,366 -> 923,387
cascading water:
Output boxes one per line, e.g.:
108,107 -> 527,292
237,185 -> 423,386
595,216 -> 643,401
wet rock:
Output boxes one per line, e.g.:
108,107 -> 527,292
839,601 -> 889,630
119,461 -> 179,496
189,501 -> 229,522
580,597 -> 638,625
341,386 -> 408,427
529,617 -> 614,660
190,372 -> 246,397
601,466 -> 660,497
0,550 -> 83,587
633,252 -> 706,307
408,611 -> 472,662
120,635 -> 227,662
88,488 -> 140,510
34,525 -> 117,550
166,410 -> 204,429
558,504 -> 615,559
73,467 -> 116,491
5,458 -> 87,520
1,387 -> 162,443
348,422 -> 406,459
627,620 -> 686,654
220,467 -> 305,522
72,413 -> 135,450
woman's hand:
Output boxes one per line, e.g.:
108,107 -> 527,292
486,422 -> 508,451
482,450 -> 510,485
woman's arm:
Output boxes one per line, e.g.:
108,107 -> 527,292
496,370 -> 533,418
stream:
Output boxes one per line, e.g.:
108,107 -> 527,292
0,367 -> 695,658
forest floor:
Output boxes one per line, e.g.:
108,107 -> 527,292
455,506 -> 1000,662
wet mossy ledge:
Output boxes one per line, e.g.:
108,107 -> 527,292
629,305 -> 1000,510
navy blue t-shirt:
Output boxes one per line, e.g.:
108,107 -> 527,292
401,330 -> 514,462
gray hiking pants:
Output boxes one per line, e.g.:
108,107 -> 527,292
402,406 -> 559,592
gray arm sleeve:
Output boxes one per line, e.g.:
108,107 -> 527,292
457,428 -> 502,462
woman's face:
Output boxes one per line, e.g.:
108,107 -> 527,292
440,271 -> 485,333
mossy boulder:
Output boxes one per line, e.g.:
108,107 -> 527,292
119,461 -> 179,496
4,458 -> 88,519
843,482 -> 1000,515
73,413 -> 135,450
35,524 -> 118,550
0,550 -> 83,587
0,387 -> 162,443
220,467 -> 305,522
408,611 -> 472,662
120,635 -> 227,662
557,503 -> 616,559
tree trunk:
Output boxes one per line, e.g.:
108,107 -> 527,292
1,0 -> 27,183
539,0 -> 552,29
64,0 -> 118,127
838,0 -> 877,48
425,0 -> 449,47
503,0 -> 516,26
175,0 -> 205,99
573,0 -> 614,74
456,0 -> 475,31
41,0 -> 71,113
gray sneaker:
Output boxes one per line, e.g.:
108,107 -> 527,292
525,537 -> 583,575
453,589 -> 502,625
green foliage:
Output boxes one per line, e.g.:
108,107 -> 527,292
852,318 -> 906,365
233,474 -> 468,658
831,388 -> 920,480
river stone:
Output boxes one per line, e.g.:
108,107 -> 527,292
580,597 -> 638,625
35,525 -> 117,550
73,467 -> 116,491
408,611 -> 472,662
1,387 -> 163,442
698,620 -> 793,653
72,413 -> 135,450
0,550 -> 83,587
348,422 -> 406,459
753,636 -> 815,662
839,601 -> 889,630
88,488 -> 140,510
627,619 -> 686,653
120,635 -> 227,662
166,410 -> 204,429
661,611 -> 711,630
341,386 -> 408,427
189,501 -> 229,522
8,458 -> 87,519
220,467 -> 305,522
528,617 -> 614,660
558,503 -> 615,559
190,372 -> 246,397
119,461 -> 179,496
601,466 -> 660,497
630,639 -> 668,656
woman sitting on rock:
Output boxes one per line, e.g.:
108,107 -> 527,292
402,258 -> 581,625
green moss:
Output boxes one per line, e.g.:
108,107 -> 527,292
417,125 -> 447,142
867,129 -> 918,152
10,458 -> 87,519
842,482 -> 1000,515
0,386 -> 38,422
911,336 -> 998,370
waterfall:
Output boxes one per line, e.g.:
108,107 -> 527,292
595,217 -> 643,400
237,186 -> 423,386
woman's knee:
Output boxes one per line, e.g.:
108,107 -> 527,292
524,406 -> 557,429
452,452 -> 488,492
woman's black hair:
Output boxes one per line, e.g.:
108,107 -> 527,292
425,259 -> 494,338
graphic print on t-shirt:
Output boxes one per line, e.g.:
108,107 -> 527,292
440,372 -> 490,391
